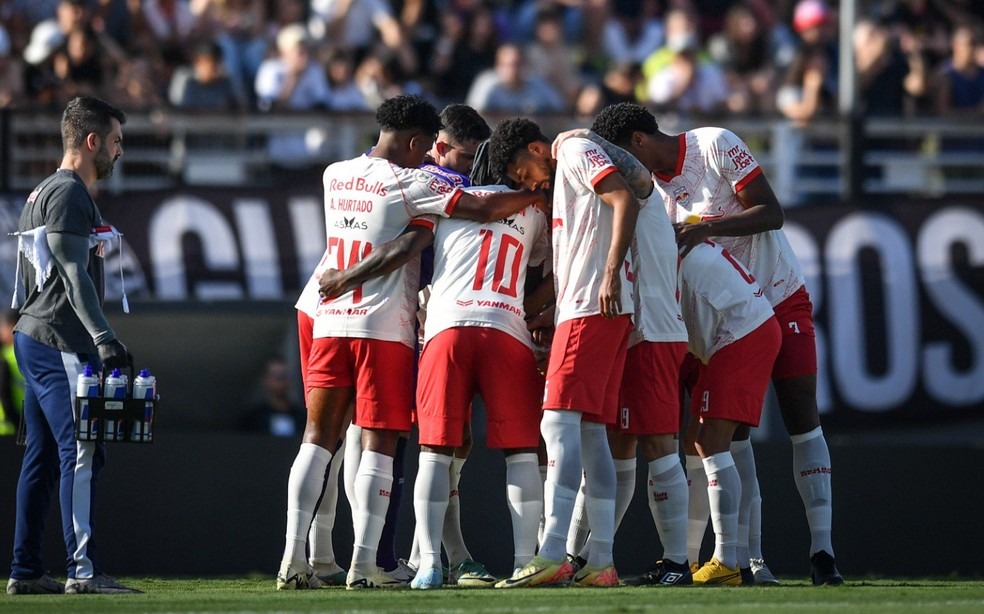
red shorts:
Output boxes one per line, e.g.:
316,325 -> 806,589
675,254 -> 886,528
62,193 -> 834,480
417,327 -> 542,449
615,341 -> 687,435
690,317 -> 781,427
771,286 -> 818,380
297,310 -> 314,396
543,314 -> 631,424
307,336 -> 414,431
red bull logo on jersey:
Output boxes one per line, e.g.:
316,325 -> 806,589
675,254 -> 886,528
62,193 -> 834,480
673,186 -> 690,205
327,176 -> 388,196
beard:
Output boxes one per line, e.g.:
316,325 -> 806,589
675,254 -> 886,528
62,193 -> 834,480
94,145 -> 117,180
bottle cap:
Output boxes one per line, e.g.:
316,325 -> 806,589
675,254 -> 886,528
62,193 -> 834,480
139,368 -> 151,377
111,368 -> 122,377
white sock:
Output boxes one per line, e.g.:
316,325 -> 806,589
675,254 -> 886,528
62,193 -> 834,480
703,452 -> 740,569
749,480 -> 763,560
730,439 -> 756,568
309,440 -> 344,574
343,423 -> 362,514
505,453 -> 542,569
565,476 -> 589,558
283,443 -> 332,567
648,453 -> 689,565
581,421 -> 616,568
613,458 -> 636,532
538,410 -> 583,562
538,463 -> 548,546
408,526 -> 421,570
351,450 -> 393,571
791,426 -> 834,556
442,456 -> 471,567
414,452 -> 451,571
686,455 -> 709,565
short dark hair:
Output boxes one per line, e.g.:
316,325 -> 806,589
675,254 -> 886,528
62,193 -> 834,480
376,94 -> 442,135
488,118 -> 547,178
591,102 -> 659,147
440,104 -> 490,144
61,96 -> 126,152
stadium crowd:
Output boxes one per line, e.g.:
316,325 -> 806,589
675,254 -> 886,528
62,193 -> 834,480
0,0 -> 981,120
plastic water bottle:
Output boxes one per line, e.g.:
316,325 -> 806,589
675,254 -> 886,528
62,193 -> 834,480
102,368 -> 128,442
131,369 -> 156,443
76,365 -> 100,441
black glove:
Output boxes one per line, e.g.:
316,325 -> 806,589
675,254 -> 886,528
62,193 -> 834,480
97,338 -> 131,371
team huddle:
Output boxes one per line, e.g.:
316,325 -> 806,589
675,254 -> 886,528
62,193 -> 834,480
279,95 -> 844,591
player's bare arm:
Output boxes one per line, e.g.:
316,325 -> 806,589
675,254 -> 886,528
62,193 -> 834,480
553,129 -> 654,199
523,266 -> 554,318
674,173 -> 784,255
595,172 -> 641,319
449,188 -> 547,223
319,223 -> 434,300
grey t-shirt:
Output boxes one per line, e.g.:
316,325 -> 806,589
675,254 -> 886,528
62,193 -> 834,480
16,169 -> 107,354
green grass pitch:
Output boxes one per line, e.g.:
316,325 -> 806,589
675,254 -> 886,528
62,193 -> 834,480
2,578 -> 983,613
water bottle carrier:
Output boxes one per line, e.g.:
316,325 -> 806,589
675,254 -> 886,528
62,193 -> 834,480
74,396 -> 158,443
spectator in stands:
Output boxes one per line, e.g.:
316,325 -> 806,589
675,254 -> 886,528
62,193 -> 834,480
934,24 -> 984,116
853,17 -> 927,116
200,0 -> 268,109
323,47 -> 368,111
21,0 -> 90,106
50,27 -> 113,104
0,24 -> 25,108
525,6 -> 582,109
640,7 -> 728,115
169,38 -> 243,110
106,54 -> 164,111
600,0 -> 664,69
255,23 -> 332,168
309,0 -> 416,76
574,61 -> 641,119
708,1 -> 791,115
255,23 -> 331,112
777,42 -> 834,124
240,356 -> 306,438
466,43 -> 566,113
141,0 -> 203,78
429,5 -> 500,105
355,45 -> 425,109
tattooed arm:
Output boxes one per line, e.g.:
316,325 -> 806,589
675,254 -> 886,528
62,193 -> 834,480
553,129 -> 653,199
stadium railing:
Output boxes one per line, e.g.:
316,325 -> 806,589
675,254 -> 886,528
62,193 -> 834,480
2,110 -> 983,202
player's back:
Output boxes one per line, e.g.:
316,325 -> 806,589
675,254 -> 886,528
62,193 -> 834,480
631,193 -> 687,344
313,155 -> 456,346
426,185 -> 549,347
679,240 -> 774,364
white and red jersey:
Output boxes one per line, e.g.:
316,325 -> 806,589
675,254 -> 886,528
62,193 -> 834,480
425,185 -> 549,348
552,137 -> 634,325
679,240 -> 775,364
629,193 -> 687,346
301,155 -> 463,347
656,127 -> 805,307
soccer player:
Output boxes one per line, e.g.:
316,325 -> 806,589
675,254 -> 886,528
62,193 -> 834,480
487,118 -> 640,588
589,102 -> 842,585
278,95 -> 546,591
326,183 -> 550,590
547,130 -> 692,586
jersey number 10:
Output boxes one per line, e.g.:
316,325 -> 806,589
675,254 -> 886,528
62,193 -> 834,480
472,229 -> 525,298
